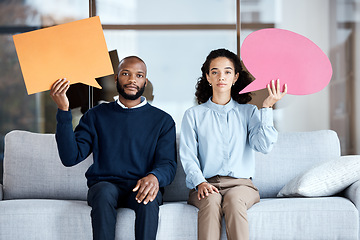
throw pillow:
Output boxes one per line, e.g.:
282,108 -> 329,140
277,156 -> 360,197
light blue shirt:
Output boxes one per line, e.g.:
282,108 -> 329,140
179,98 -> 278,189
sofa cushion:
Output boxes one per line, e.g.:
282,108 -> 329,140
0,198 -> 356,240
277,155 -> 360,197
0,199 -> 196,240
157,202 -> 198,239
3,130 -> 343,202
163,160 -> 189,202
253,130 -> 341,198
0,199 -> 136,240
0,199 -> 93,240
3,130 -> 91,200
247,197 -> 359,240
3,130 -> 188,202
163,135 -> 190,202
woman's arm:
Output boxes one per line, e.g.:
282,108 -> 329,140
179,109 -> 207,190
248,79 -> 287,153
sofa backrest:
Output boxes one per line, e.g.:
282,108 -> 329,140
3,130 -> 92,200
253,130 -> 341,198
3,130 -> 341,201
163,130 -> 341,200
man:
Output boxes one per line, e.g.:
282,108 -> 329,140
50,56 -> 177,240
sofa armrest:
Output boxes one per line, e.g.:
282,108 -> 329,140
0,184 -> 3,200
344,179 -> 360,207
344,179 -> 360,239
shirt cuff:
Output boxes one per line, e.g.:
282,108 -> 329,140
260,107 -> 274,127
190,172 -> 207,190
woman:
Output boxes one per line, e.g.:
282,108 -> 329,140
179,48 -> 287,240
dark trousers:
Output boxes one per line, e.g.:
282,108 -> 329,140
87,181 -> 162,240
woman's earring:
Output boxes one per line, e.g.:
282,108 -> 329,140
209,83 -> 212,87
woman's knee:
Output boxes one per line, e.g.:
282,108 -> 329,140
197,193 -> 222,211
222,187 -> 259,213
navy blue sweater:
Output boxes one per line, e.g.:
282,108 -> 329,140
56,101 -> 177,188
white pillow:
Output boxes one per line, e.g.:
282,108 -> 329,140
277,156 -> 360,197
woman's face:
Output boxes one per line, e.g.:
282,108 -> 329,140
206,57 -> 239,94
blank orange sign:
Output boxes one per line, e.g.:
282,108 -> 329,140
13,16 -> 113,95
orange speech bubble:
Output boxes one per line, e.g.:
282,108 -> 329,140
13,16 -> 113,95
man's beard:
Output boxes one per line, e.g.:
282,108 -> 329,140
116,81 -> 146,100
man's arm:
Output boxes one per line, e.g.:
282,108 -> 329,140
50,79 -> 93,166
148,118 -> 177,187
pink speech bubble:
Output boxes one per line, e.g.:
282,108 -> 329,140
239,28 -> 332,95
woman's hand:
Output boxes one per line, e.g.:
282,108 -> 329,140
50,78 -> 70,111
197,182 -> 219,200
262,79 -> 287,108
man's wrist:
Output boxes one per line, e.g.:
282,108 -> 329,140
147,173 -> 159,183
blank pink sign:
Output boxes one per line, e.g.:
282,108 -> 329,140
239,28 -> 332,95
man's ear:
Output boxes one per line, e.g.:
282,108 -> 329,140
144,78 -> 149,87
114,73 -> 118,82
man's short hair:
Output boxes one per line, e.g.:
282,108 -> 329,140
117,56 -> 147,76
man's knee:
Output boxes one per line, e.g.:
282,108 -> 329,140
87,182 -> 119,208
136,200 -> 160,214
132,192 -> 162,214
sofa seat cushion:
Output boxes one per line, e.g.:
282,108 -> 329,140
162,198 -> 359,240
247,197 -> 359,240
158,202 -> 198,239
0,199 -> 138,240
0,199 -> 197,240
0,198 -> 357,240
0,199 -> 92,240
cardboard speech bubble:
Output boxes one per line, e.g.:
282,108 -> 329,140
13,16 -> 113,95
239,28 -> 332,95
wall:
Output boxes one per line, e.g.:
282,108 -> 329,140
355,15 -> 360,154
274,0 -> 330,132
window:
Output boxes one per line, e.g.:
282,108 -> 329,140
1,0 -> 359,185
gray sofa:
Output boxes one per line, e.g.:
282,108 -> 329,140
0,129 -> 359,239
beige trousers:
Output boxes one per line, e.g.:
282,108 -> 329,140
188,176 -> 260,240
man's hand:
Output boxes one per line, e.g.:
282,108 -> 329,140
133,174 -> 159,205
197,182 -> 219,201
262,79 -> 287,108
50,78 -> 70,111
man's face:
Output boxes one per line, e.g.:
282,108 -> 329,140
116,58 -> 148,100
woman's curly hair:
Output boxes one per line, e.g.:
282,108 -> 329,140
195,48 -> 253,104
